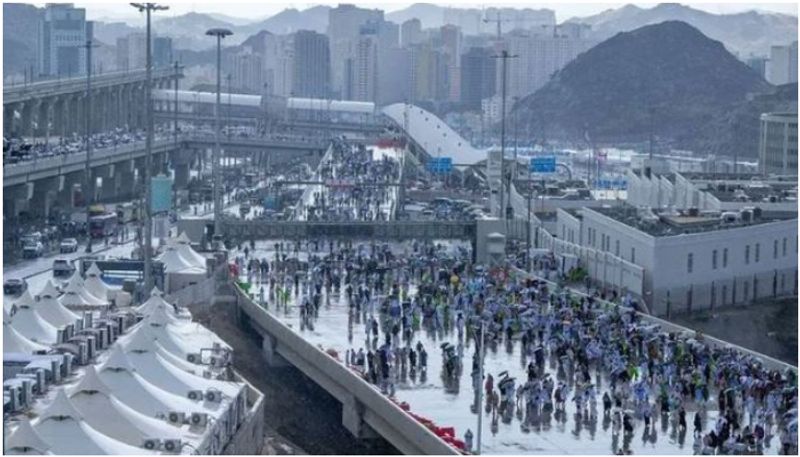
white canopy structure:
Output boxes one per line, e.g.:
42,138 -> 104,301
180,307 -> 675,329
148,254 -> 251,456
382,103 -> 487,165
7,289 -> 36,314
65,366 -> 185,447
58,273 -> 108,310
171,232 -> 207,269
3,320 -> 50,354
83,263 -> 113,302
8,304 -> 59,344
32,294 -> 81,330
4,419 -> 52,455
27,389 -> 154,455
157,246 -> 205,274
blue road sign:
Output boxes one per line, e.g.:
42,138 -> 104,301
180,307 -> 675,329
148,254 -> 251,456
530,156 -> 556,173
427,157 -> 453,174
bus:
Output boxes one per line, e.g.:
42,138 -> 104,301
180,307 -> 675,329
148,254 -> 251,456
116,202 -> 140,223
89,213 -> 118,238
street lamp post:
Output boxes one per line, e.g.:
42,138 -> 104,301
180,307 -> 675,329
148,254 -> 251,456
131,2 -> 169,293
83,39 -> 99,253
206,28 -> 233,242
475,320 -> 485,454
492,50 -> 518,220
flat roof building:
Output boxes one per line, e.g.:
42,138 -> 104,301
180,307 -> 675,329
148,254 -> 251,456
759,112 -> 798,176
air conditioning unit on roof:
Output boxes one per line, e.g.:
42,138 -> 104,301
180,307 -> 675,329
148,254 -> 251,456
167,411 -> 185,425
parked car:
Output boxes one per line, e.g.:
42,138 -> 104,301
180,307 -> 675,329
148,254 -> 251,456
53,258 -> 76,278
60,237 -> 79,253
23,241 -> 44,258
4,278 -> 28,296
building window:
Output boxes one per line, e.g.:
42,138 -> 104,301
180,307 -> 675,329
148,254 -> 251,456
783,237 -> 787,256
615,240 -> 620,257
723,248 -> 728,268
712,250 -> 717,269
687,253 -> 693,273
755,243 -> 760,263
631,247 -> 635,263
774,240 -> 779,259
745,245 -> 750,264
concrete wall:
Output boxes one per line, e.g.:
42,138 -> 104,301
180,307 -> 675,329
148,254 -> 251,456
223,378 -> 265,455
231,285 -> 459,455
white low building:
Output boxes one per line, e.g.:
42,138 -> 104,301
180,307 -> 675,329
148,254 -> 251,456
558,204 -> 797,316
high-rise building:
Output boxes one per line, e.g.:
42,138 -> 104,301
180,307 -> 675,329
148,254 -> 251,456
328,4 -> 383,99
460,47 -> 496,110
262,32 -> 294,97
116,33 -> 146,71
759,112 -> 798,176
293,30 -> 330,98
745,55 -> 768,80
350,33 -> 379,102
228,47 -> 264,94
440,25 -> 462,102
377,47 -> 411,105
410,43 -> 449,103
503,28 -> 596,100
767,41 -> 798,85
153,36 -> 172,68
38,3 -> 92,77
400,18 -> 423,48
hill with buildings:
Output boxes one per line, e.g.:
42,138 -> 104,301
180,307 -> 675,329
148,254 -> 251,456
514,21 -> 771,150
565,3 -> 797,57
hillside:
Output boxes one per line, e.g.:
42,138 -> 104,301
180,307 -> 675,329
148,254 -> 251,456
565,3 -> 797,57
514,21 -> 771,149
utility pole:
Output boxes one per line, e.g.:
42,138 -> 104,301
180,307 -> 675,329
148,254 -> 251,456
172,60 -> 180,208
82,39 -> 100,253
476,320 -> 485,454
131,2 -> 169,293
206,28 -> 234,242
492,50 -> 518,220
527,158 -> 533,271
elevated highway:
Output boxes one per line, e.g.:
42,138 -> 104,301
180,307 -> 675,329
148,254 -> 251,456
4,67 -> 181,138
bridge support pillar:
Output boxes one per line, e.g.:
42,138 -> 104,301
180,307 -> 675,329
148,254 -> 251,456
30,178 -> 59,219
98,165 -> 117,202
4,184 -> 30,219
21,101 -> 34,138
35,99 -> 50,138
342,394 -> 379,440
260,333 -> 290,367
52,97 -> 65,138
3,103 -> 15,137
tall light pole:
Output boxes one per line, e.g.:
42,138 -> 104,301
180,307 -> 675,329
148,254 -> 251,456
206,28 -> 233,240
131,2 -> 169,293
83,39 -> 100,253
475,320 -> 485,454
492,50 -> 518,220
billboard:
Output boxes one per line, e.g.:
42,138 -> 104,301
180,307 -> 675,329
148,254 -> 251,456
151,175 -> 173,214
427,157 -> 453,174
530,156 -> 556,173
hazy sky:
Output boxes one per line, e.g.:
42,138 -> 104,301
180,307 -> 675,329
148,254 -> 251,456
49,1 -> 798,23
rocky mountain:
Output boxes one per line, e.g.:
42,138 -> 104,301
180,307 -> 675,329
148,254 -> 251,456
698,83 -> 798,160
565,3 -> 797,57
3,3 -> 41,77
239,6 -> 330,36
514,21 -> 771,151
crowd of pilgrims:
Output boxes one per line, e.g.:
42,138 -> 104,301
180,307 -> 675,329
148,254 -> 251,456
233,238 -> 798,455
302,140 -> 399,222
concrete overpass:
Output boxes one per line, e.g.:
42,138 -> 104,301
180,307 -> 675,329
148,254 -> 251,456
3,134 -> 326,219
3,67 -> 181,139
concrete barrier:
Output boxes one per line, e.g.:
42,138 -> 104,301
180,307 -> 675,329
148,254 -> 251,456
231,284 -> 459,455
223,375 -> 265,455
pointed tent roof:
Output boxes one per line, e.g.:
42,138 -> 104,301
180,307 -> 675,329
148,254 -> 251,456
9,304 -> 59,344
5,419 -> 51,454
156,246 -> 197,273
37,281 -> 60,300
33,295 -> 81,329
101,345 -> 135,372
58,274 -> 107,309
3,320 -> 51,354
15,288 -> 37,307
85,262 -> 103,278
68,365 -> 112,397
39,389 -> 83,422
176,231 -> 192,244
134,293 -> 175,317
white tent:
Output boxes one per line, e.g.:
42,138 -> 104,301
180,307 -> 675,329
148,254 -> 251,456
9,288 -> 36,313
8,304 -> 59,344
29,389 -> 154,455
66,366 -> 185,447
83,263 -> 113,302
97,346 -> 220,418
157,246 -> 206,293
32,294 -> 81,329
172,232 -> 207,269
3,320 -> 50,354
58,272 -> 108,310
4,419 -> 52,455
135,290 -> 190,320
